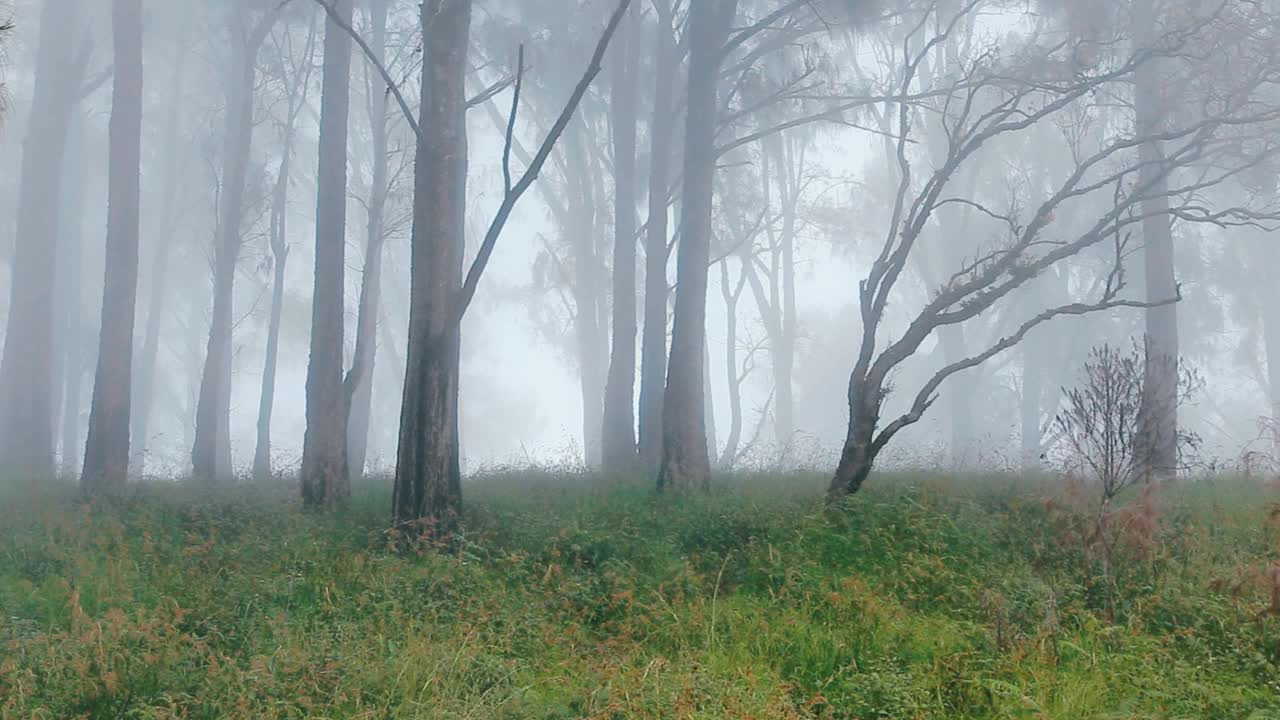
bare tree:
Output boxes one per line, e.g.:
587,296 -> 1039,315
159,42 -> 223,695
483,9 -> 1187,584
827,0 -> 1280,502
80,0 -> 144,495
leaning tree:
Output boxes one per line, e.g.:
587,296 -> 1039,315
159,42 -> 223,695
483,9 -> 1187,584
828,0 -> 1280,501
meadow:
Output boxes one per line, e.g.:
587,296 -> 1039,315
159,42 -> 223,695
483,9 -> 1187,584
1,471 -> 1278,719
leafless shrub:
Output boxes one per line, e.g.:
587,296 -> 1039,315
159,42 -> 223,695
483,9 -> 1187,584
1051,340 -> 1202,503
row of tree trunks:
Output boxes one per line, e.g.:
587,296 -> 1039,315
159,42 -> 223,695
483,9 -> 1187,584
81,0 -> 145,495
0,0 -> 88,483
300,0 -> 354,508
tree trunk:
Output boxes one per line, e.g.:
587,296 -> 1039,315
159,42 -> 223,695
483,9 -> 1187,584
192,15 -> 270,485
638,0 -> 680,472
1020,339 -> 1044,469
657,0 -> 734,492
0,0 -> 87,482
346,0 -> 390,484
251,156 -> 289,483
718,259 -> 747,469
601,2 -> 640,472
940,326 -> 974,469
81,0 -> 144,496
566,130 -> 607,468
301,0 -> 354,508
393,0 -> 469,532
1134,0 -> 1179,479
131,28 -> 189,477
828,375 -> 884,501
56,110 -> 86,478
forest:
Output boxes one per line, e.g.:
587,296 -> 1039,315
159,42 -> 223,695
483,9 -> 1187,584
2,0 -> 1280,716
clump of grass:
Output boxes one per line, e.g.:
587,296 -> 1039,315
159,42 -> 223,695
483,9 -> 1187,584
1,472 -> 1277,718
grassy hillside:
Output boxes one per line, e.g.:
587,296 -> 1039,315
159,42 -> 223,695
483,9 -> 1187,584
1,472 -> 1278,718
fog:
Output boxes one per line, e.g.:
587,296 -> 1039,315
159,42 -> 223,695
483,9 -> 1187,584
1,0 -> 1279,494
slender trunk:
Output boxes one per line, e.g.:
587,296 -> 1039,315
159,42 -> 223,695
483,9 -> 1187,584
567,131 -> 607,467
940,326 -> 973,469
718,259 -> 746,469
0,0 -> 87,482
193,16 -> 269,485
346,0 -> 390,484
1020,339 -> 1044,469
57,111 -> 86,477
131,30 -> 189,477
301,0 -> 355,508
601,3 -> 640,472
1134,0 -> 1178,479
657,0 -> 733,492
81,0 -> 144,495
638,1 -> 679,471
251,158 -> 288,483
393,0 -> 469,532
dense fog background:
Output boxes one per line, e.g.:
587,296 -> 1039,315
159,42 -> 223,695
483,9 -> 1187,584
1,0 -> 1277,481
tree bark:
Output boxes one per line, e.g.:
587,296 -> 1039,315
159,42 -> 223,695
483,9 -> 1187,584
1134,0 -> 1179,479
392,0 -> 469,532
301,0 -> 355,508
638,0 -> 680,472
192,12 -> 272,485
0,0 -> 87,482
657,0 -> 735,492
601,2 -> 640,472
828,374 -> 883,501
82,0 -> 144,496
346,0 -> 390,484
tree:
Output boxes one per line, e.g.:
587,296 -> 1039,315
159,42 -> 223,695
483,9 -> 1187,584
637,0 -> 684,471
601,2 -> 641,472
253,15 -> 319,482
0,0 -> 89,482
656,0 -> 804,488
826,0 -> 1280,501
656,0 -> 738,492
300,0 -> 354,508
80,0 -> 144,495
345,0 -> 392,483
374,0 -> 630,532
130,22 -> 193,477
191,2 -> 281,485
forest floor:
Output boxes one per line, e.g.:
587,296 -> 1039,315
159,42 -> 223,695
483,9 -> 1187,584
1,471 -> 1278,719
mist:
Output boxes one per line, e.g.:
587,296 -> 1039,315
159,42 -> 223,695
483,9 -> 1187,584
4,1 -> 1280,715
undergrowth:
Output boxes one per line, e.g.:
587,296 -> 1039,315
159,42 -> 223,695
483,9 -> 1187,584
1,472 -> 1278,718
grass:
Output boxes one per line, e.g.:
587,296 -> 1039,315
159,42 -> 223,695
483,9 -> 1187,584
1,471 -> 1278,719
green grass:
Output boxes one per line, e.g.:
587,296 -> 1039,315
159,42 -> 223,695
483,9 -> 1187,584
1,471 -> 1278,719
